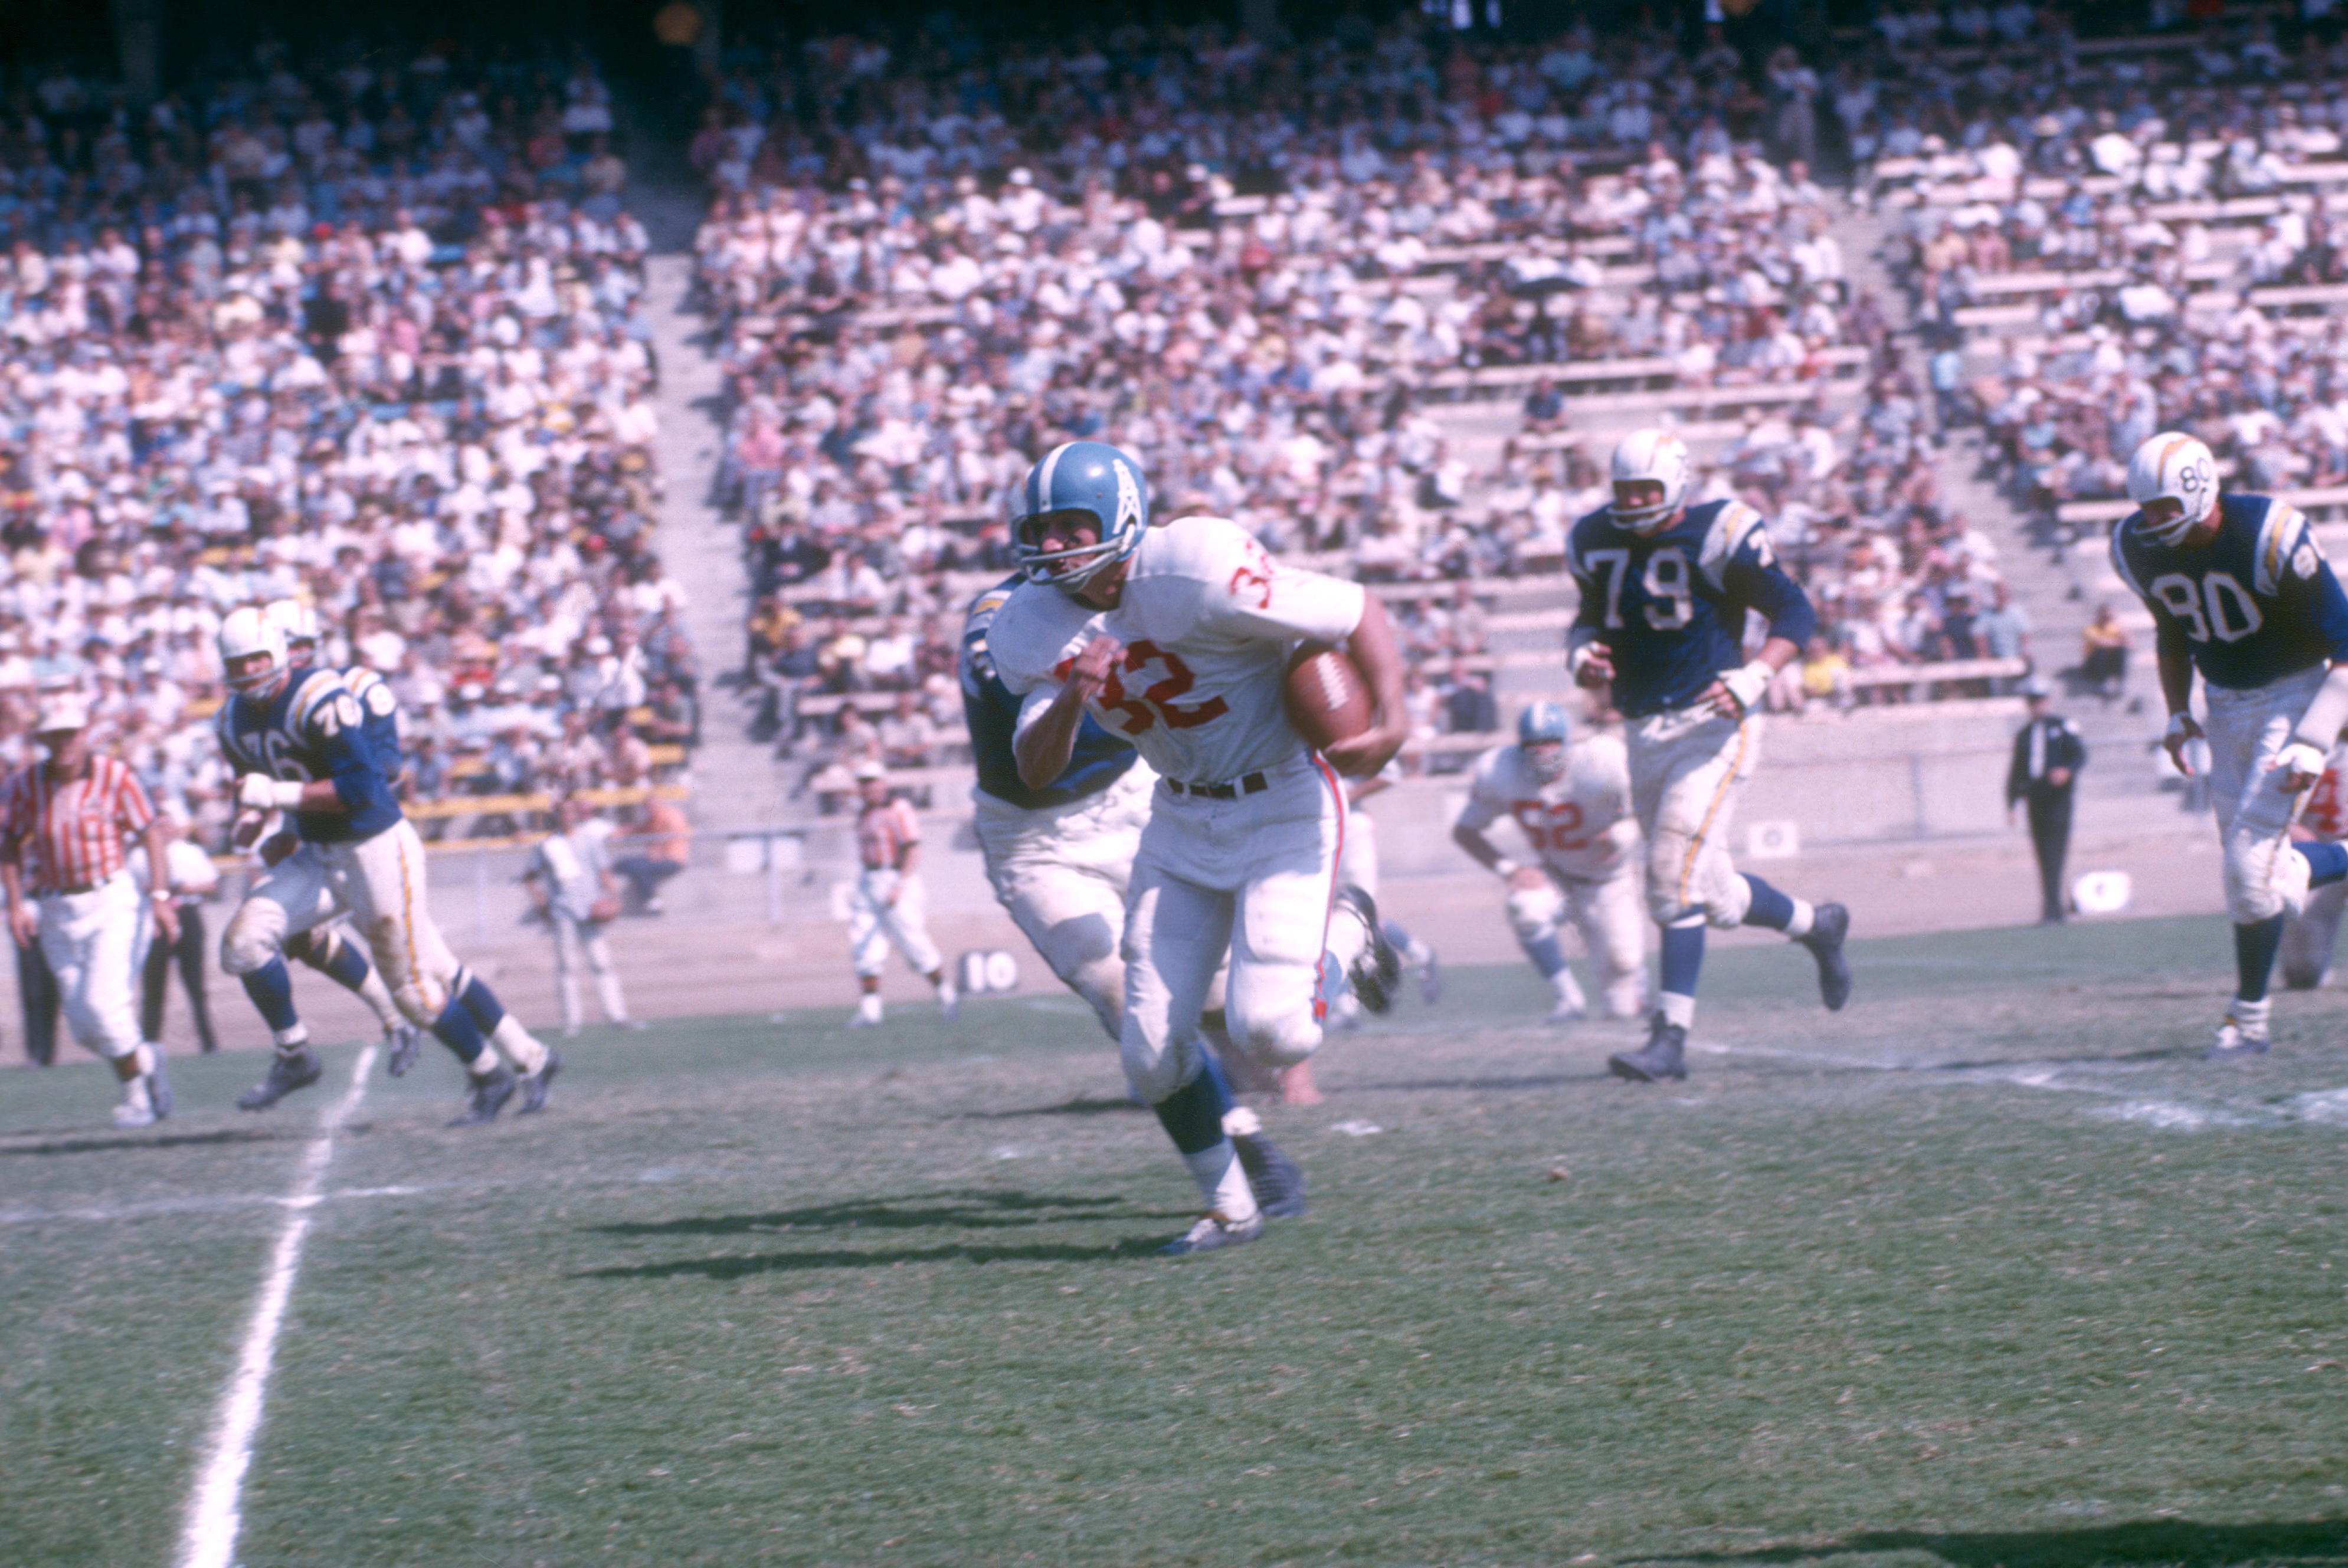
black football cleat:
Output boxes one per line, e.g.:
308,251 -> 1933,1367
384,1024 -> 424,1078
1337,885 -> 1403,1014
1233,1132 -> 1308,1219
237,1045 -> 323,1112
1609,1014 -> 1689,1082
517,1050 -> 562,1115
448,1063 -> 517,1127
1800,902 -> 1853,1011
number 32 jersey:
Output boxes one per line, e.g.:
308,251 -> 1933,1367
988,515 -> 1366,786
1567,498 -> 1816,719
1456,736 -> 1639,881
2110,493 -> 2348,690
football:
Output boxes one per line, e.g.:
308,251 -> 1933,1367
1283,642 -> 1375,760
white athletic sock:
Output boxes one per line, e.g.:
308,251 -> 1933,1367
119,1074 -> 152,1112
272,1025 -> 310,1050
1222,1105 -> 1263,1140
1783,899 -> 1816,939
492,1013 -> 549,1074
1182,1140 -> 1259,1223
1659,991 -> 1697,1029
356,967 -> 403,1032
2228,996 -> 2272,1036
132,1042 -> 159,1077
1553,969 -> 1587,1010
857,993 -> 883,1023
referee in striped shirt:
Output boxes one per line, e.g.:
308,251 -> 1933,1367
0,695 -> 179,1127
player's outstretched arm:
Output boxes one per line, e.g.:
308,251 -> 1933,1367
1014,634 -> 1121,790
2156,627 -> 2200,775
1322,595 -> 1409,777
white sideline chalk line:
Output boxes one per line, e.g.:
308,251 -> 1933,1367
175,1044 -> 375,1568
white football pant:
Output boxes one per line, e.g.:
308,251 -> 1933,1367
973,767 -> 1154,1036
2205,665 -> 2323,923
1506,865 -> 1648,1018
850,868 -> 942,978
218,841 -> 343,976
1627,705 -> 1758,929
1122,753 -> 1349,1105
38,872 -> 143,1061
1337,799 -> 1380,898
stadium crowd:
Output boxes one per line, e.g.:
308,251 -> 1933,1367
1868,10 -> 2348,520
0,41 -> 694,844
696,10 -> 2043,758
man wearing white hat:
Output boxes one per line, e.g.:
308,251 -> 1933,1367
846,760 -> 956,1028
0,695 -> 179,1127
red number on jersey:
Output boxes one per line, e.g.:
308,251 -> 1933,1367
2310,768 -> 2346,840
1095,642 -> 1232,734
1511,799 -> 1589,852
1227,541 -> 1274,611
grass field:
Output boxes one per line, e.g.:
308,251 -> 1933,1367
5,914 -> 2348,1568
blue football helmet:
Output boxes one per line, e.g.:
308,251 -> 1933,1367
1518,701 -> 1570,782
1012,441 -> 1150,594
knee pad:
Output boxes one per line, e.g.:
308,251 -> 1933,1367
1226,998 -> 1321,1071
219,902 -> 289,977
2225,826 -> 2306,923
1505,883 -> 1567,943
1648,831 -> 1753,929
1119,1022 -> 1200,1106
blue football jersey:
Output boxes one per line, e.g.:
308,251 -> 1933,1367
1567,497 -> 1818,719
2110,493 -> 2348,691
216,668 -> 405,844
961,576 -> 1138,810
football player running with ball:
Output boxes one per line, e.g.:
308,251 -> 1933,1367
1453,702 -> 1646,1024
2111,432 -> 2348,1056
988,441 -> 1404,1255
1568,430 -> 1852,1082
961,578 -> 1311,1206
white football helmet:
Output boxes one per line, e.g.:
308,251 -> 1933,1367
218,605 -> 290,697
267,598 -> 321,660
1609,428 -> 1692,535
2126,432 -> 2219,544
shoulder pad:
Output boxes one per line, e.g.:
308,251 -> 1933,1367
963,583 -> 1015,638
1698,499 -> 1769,591
2253,498 -> 2314,595
291,669 -> 361,736
2107,517 -> 2147,599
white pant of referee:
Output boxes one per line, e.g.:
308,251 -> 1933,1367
39,871 -> 145,1065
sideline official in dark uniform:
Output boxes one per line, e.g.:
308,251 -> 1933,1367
2007,678 -> 2087,923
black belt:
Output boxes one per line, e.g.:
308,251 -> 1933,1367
1165,772 -> 1268,801
38,883 -> 99,897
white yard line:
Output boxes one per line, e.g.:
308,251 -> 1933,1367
175,1045 -> 376,1568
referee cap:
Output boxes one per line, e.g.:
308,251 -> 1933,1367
33,694 -> 87,733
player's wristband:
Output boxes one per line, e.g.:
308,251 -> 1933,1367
1492,858 -> 1522,879
1720,660 -> 1773,716
2164,711 -> 2195,742
239,775 -> 307,811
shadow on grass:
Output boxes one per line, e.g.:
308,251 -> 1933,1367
589,1188 -> 1147,1238
578,1235 -> 1173,1279
956,1094 -> 1150,1121
0,1126 -> 297,1157
1636,1517 -> 2348,1567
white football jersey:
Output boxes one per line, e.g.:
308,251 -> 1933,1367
1456,734 -> 1639,880
2304,740 -> 2348,841
990,516 -> 1366,785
